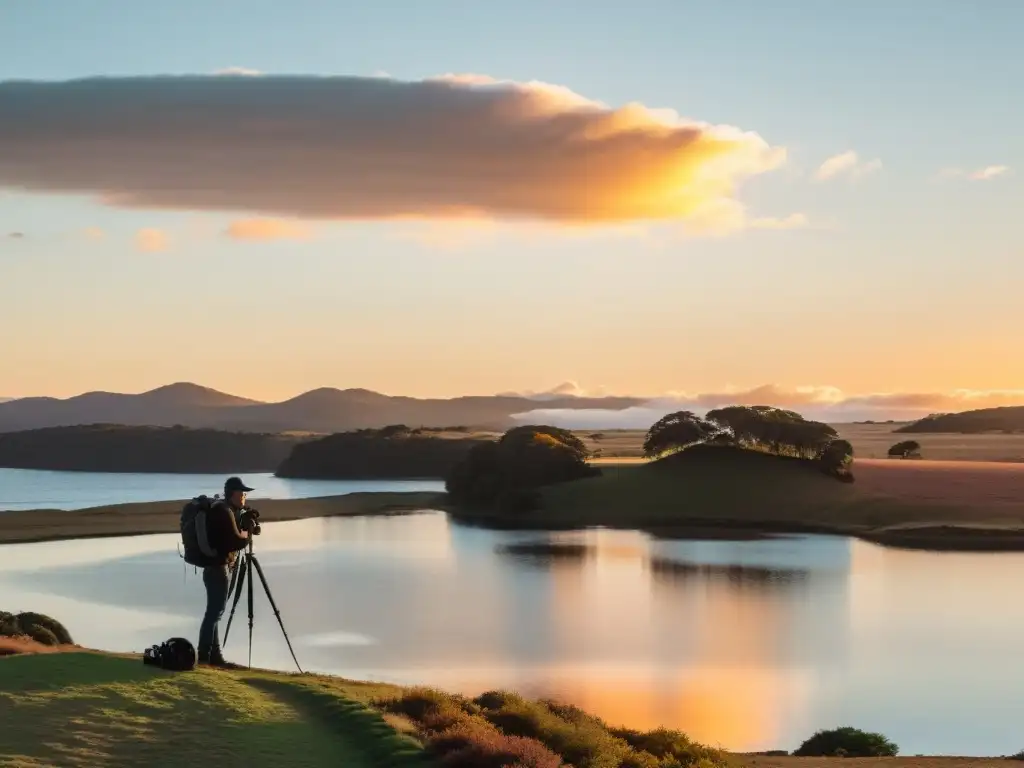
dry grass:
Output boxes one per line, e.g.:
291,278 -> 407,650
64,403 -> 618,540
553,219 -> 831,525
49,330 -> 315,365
854,459 -> 1024,508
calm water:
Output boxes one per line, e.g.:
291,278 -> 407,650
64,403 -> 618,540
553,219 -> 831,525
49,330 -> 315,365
0,467 -> 445,511
3,506 -> 1024,756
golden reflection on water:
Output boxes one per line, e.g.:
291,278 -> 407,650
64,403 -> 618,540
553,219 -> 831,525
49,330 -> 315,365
472,526 -> 828,751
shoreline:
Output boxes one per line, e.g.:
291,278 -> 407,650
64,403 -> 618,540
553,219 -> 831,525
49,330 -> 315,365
4,487 -> 1024,552
0,490 -> 451,546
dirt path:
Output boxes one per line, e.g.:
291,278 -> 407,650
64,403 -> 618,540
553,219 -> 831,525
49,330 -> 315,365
0,651 -> 376,767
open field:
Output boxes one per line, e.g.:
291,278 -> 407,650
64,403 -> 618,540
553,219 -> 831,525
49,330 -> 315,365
578,423 -> 1024,462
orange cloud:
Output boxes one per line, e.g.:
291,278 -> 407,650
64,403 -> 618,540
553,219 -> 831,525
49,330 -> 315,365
134,228 -> 168,252
225,218 -> 311,241
0,74 -> 786,228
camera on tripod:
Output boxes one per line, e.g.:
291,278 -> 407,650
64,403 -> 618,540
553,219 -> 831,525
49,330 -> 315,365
237,507 -> 262,536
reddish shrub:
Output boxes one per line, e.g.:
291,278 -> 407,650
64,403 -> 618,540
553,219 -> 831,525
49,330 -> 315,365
428,721 -> 563,768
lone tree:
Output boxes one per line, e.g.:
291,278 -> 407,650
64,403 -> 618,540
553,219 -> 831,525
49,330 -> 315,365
642,411 -> 720,458
794,726 -> 898,758
887,440 -> 921,459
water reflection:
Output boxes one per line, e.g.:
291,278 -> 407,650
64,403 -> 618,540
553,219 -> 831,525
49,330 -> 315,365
2,513 -> 1024,755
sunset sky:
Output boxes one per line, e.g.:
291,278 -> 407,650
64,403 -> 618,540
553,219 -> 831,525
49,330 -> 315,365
1,1 -> 1021,420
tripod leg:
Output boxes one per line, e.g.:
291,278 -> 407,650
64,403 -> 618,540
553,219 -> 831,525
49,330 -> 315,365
247,551 -> 254,669
223,556 -> 247,648
250,554 -> 303,673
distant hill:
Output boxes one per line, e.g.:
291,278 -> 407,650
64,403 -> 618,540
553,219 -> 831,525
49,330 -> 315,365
276,425 -> 498,479
0,383 -> 643,433
0,424 -> 309,473
896,406 -> 1024,434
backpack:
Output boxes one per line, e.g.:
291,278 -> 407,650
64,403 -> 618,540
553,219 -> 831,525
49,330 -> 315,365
180,495 -> 220,567
143,637 -> 197,672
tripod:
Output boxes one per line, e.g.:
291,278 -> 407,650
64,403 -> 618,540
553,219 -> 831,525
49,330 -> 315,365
222,534 -> 303,673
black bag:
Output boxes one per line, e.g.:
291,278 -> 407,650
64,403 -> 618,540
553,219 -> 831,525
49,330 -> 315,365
180,495 -> 220,567
143,637 -> 197,672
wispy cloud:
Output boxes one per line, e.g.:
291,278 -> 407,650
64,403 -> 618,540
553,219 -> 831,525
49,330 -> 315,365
7,231 -> 24,239
212,67 -> 261,76
938,165 -> 1011,181
224,218 -> 311,241
81,226 -> 105,240
509,383 -> 1024,427
134,228 -> 169,253
814,150 -> 882,182
0,74 -> 787,230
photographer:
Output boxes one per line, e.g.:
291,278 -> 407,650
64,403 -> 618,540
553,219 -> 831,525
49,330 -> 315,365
197,476 -> 261,667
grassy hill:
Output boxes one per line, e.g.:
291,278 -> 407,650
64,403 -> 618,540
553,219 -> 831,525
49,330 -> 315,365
533,446 -> 871,534
0,424 -> 311,474
0,648 -> 732,768
896,406 -> 1024,434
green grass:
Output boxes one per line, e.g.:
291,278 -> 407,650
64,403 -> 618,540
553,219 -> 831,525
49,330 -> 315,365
0,651 -> 428,768
539,447 -> 864,528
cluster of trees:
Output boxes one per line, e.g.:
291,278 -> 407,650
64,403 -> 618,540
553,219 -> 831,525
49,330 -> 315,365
642,405 -> 854,481
276,424 -> 491,479
444,425 -> 599,513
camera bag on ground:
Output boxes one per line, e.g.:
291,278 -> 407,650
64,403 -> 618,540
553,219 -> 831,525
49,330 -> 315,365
143,637 -> 197,672
180,494 -> 220,566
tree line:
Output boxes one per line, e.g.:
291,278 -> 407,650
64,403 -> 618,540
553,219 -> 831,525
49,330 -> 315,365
642,405 -> 854,481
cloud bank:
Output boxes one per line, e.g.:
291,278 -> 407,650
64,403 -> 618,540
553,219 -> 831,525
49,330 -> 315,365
0,74 -> 787,228
508,383 -> 1024,428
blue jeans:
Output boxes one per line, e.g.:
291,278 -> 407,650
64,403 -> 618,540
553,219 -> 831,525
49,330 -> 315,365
198,564 -> 229,658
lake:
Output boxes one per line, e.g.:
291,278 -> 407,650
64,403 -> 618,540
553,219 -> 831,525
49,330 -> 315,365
4,477 -> 1024,757
0,467 -> 445,511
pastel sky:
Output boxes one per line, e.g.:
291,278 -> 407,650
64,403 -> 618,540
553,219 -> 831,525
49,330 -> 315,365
1,0 -> 1021,419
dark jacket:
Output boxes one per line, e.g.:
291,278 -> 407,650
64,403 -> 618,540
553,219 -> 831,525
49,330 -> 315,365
205,500 -> 249,566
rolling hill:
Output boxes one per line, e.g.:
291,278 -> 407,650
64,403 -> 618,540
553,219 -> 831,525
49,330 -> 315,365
0,382 -> 643,434
895,406 -> 1024,434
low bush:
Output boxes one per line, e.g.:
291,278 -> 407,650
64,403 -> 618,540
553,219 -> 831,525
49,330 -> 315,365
610,726 -> 728,767
794,726 -> 898,757
0,611 -> 74,646
427,720 -> 563,768
383,687 -> 729,768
